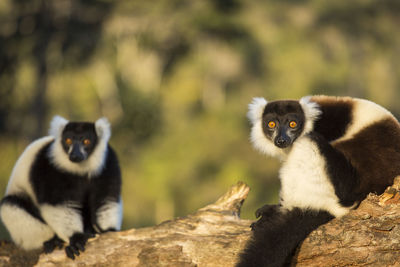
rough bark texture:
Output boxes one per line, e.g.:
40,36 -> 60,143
1,179 -> 400,267
293,178 -> 400,267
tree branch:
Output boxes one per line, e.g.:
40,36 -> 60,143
1,179 -> 400,266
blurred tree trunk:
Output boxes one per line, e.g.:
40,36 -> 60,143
1,181 -> 400,267
31,50 -> 48,139
0,0 -> 114,138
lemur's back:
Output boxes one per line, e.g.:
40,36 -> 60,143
311,95 -> 400,198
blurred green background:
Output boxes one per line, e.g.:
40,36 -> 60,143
1,0 -> 400,241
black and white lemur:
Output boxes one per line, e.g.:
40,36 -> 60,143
237,95 -> 400,267
0,116 -> 122,260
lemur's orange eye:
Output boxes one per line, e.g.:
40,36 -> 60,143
268,121 -> 276,128
83,139 -> 91,146
65,138 -> 73,145
289,121 -> 297,128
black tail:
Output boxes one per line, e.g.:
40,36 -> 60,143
236,208 -> 334,267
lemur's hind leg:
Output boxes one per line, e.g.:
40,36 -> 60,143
0,195 -> 55,250
237,208 -> 334,267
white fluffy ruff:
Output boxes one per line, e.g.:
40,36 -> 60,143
48,116 -> 111,176
248,97 -> 286,159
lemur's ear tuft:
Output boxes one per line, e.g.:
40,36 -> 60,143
95,117 -> 111,142
299,96 -> 321,134
49,115 -> 69,137
248,98 -> 268,125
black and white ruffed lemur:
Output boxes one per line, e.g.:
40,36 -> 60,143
237,95 -> 400,267
0,116 -> 122,260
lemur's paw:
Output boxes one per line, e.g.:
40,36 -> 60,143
251,204 -> 281,231
43,235 -> 64,254
65,232 -> 95,260
93,223 -> 117,233
255,204 -> 280,218
250,219 -> 264,231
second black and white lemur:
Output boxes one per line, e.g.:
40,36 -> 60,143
237,95 -> 400,267
0,116 -> 122,260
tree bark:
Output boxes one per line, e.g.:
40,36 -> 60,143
293,179 -> 400,267
1,179 -> 400,267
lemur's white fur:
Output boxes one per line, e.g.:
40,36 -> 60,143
299,96 -> 322,135
2,136 -> 56,249
95,199 -> 123,232
5,136 -> 54,198
49,116 -> 111,177
2,203 -> 84,249
48,115 -> 69,138
333,98 -> 393,143
247,97 -> 268,125
279,137 -> 349,217
40,204 -> 83,242
0,203 -> 54,250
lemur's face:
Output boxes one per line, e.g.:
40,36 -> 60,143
61,122 -> 98,163
262,101 -> 305,148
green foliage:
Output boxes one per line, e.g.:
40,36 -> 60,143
1,0 -> 400,240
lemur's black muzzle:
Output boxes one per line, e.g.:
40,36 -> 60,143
69,143 -> 86,163
274,128 -> 292,148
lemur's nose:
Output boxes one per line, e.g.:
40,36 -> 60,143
275,137 -> 289,148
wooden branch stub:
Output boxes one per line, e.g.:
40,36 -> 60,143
198,181 -> 250,215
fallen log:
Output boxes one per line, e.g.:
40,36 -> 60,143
0,179 -> 399,267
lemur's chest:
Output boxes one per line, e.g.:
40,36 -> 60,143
278,137 -> 349,217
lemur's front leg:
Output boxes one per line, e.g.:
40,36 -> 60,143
92,199 -> 123,233
40,204 -> 94,259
